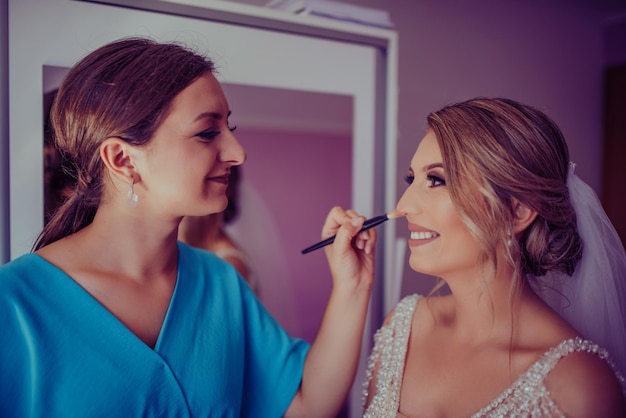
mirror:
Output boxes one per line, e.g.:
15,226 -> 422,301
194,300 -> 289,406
11,3 -> 385,262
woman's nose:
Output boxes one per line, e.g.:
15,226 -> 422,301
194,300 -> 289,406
396,185 -> 420,216
222,130 -> 247,165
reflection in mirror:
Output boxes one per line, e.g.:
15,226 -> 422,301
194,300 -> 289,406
43,66 -> 73,225
42,66 -> 354,345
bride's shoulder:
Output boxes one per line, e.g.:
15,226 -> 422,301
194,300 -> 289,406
545,339 -> 626,418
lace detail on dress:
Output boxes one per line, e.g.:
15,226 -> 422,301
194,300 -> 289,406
362,294 -> 625,418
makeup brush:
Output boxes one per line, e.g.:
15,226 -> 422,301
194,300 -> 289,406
301,210 -> 401,254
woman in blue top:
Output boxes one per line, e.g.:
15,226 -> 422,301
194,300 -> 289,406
0,37 -> 377,417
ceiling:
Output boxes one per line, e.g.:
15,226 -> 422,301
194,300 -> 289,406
222,0 -> 626,22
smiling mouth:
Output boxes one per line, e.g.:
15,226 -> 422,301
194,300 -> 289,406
410,231 -> 440,240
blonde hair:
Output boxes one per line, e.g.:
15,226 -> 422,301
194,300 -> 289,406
427,98 -> 582,293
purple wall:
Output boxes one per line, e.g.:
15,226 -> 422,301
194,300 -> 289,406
606,19 -> 626,66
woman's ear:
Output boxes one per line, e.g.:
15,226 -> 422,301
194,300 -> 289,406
100,137 -> 137,183
512,198 -> 537,234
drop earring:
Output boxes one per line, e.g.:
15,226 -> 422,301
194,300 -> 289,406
127,181 -> 138,208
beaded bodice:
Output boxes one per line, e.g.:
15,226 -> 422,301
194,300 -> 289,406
362,294 -> 624,418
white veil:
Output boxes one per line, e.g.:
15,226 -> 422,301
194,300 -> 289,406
531,163 -> 626,391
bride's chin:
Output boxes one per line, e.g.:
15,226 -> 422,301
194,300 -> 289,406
408,256 -> 438,277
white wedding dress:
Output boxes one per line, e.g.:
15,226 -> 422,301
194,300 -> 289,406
362,294 -> 624,418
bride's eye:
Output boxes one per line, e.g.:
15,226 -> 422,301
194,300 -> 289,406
427,174 -> 445,188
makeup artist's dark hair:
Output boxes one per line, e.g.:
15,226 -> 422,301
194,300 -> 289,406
33,37 -> 215,250
223,165 -> 241,224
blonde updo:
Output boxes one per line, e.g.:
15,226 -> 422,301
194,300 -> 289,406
427,98 -> 582,284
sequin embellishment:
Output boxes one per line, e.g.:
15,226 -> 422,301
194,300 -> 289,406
362,294 -> 625,418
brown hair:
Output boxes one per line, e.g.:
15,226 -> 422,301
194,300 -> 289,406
33,37 -> 215,250
426,98 -> 582,290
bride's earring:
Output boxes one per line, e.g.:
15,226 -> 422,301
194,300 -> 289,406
127,181 -> 138,207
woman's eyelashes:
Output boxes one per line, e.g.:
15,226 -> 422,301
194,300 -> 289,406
426,173 -> 445,187
403,172 -> 446,188
197,130 -> 220,141
195,125 -> 237,141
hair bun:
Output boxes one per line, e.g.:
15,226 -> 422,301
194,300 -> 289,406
522,216 -> 582,277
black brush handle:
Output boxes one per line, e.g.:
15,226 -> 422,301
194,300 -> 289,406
301,214 -> 389,254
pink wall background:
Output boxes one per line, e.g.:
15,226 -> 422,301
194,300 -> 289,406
226,129 -> 352,343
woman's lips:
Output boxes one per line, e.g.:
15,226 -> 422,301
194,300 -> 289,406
207,174 -> 230,185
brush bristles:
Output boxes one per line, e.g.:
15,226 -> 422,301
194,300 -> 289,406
386,210 -> 402,219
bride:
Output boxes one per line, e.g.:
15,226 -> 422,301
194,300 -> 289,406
363,97 -> 626,417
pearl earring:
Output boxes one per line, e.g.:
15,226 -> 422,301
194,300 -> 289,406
127,181 -> 138,207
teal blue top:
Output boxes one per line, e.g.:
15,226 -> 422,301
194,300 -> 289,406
0,242 -> 309,417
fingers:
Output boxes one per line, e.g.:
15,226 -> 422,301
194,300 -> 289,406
344,209 -> 377,254
355,225 -> 376,254
323,207 -> 376,255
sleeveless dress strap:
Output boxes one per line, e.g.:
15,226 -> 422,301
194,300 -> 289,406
363,294 -> 419,417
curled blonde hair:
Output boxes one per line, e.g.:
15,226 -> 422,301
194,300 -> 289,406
427,98 -> 582,291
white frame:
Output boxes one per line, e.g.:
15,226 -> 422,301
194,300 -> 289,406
5,1 -> 398,415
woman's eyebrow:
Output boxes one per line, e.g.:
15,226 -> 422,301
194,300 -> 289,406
193,110 -> 232,122
422,162 -> 444,172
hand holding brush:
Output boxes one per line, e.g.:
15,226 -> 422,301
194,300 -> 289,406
302,210 -> 401,254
